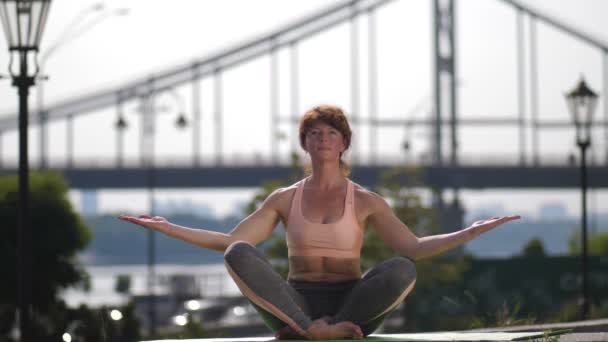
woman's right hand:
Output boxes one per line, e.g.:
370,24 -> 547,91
118,214 -> 169,232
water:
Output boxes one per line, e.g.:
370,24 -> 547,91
61,263 -> 241,308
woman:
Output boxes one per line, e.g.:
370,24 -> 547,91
119,105 -> 519,340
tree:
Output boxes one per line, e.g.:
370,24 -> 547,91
63,303 -> 141,342
521,237 -> 546,257
568,229 -> 608,256
0,172 -> 91,340
115,274 -> 132,295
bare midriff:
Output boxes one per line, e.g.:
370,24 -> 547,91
288,255 -> 362,282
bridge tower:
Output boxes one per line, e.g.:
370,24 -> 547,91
433,0 -> 465,248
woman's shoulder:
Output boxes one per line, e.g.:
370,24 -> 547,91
349,180 -> 389,221
350,180 -> 386,208
264,180 -> 302,206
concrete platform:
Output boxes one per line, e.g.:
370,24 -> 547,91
141,319 -> 608,341
143,330 -> 570,341
469,318 -> 608,341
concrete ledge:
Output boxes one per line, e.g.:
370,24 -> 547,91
468,318 -> 608,341
469,318 -> 608,333
559,333 -> 608,342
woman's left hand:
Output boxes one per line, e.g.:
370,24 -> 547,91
468,215 -> 521,237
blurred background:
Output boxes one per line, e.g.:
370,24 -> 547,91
0,0 -> 607,341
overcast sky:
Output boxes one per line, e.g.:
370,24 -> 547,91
0,0 -> 607,220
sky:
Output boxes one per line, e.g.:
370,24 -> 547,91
0,0 -> 607,221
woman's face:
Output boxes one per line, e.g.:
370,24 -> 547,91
303,121 -> 346,162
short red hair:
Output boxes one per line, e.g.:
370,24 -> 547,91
299,105 -> 352,176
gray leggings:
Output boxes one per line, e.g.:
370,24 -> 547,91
224,241 -> 417,336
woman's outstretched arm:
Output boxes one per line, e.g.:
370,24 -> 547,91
367,193 -> 520,260
118,189 -> 284,252
412,216 -> 520,259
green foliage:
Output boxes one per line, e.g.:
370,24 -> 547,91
468,302 -> 536,329
537,331 -> 564,342
114,274 -> 132,295
548,299 -> 608,323
568,229 -> 608,256
62,302 -> 140,342
521,237 -> 547,257
548,300 -> 580,323
0,172 -> 92,340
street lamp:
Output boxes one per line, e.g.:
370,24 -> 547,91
166,86 -> 188,129
0,1 -> 52,342
115,88 -> 188,336
565,76 -> 598,320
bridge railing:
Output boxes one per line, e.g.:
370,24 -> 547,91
1,153 -> 605,170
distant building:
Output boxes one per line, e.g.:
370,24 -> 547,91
465,203 -> 506,222
154,199 -> 216,218
538,202 -> 568,221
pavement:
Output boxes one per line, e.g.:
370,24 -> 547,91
143,318 -> 608,341
469,318 -> 608,341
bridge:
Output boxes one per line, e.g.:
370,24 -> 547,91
0,0 -> 607,192
1,156 -> 607,189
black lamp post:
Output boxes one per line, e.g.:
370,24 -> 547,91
0,1 -> 51,341
565,76 -> 598,320
115,91 -> 187,336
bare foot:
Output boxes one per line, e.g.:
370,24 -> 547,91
319,315 -> 333,323
275,325 -> 304,340
306,318 -> 363,340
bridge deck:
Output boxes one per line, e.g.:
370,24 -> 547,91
1,165 -> 606,189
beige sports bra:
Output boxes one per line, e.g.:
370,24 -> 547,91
286,178 -> 363,259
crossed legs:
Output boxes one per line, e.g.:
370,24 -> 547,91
224,241 -> 417,339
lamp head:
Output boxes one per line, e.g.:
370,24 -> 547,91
565,77 -> 599,145
0,0 -> 52,52
175,113 -> 187,129
115,116 -> 128,130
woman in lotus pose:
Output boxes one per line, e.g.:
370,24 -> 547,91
119,105 -> 519,340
